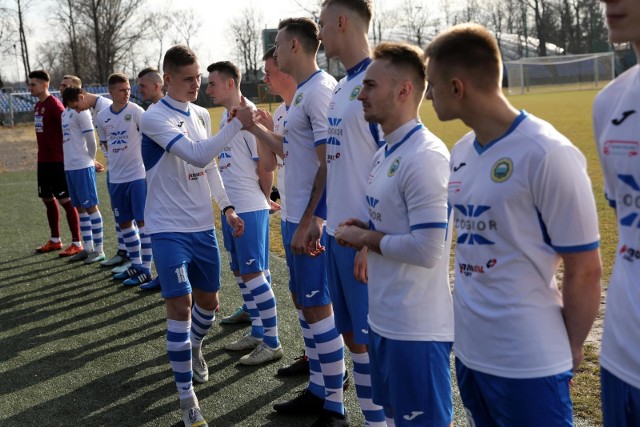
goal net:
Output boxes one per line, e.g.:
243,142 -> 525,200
505,52 -> 614,95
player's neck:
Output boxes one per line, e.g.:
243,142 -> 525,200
338,37 -> 370,70
464,94 -> 520,146
291,61 -> 320,85
281,88 -> 296,106
224,91 -> 242,110
381,107 -> 419,137
38,90 -> 50,103
112,101 -> 127,112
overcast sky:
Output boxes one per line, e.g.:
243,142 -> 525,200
4,0 -> 404,83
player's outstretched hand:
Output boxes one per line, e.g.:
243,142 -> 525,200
304,217 -> 325,257
255,109 -> 275,131
94,160 -> 105,173
225,209 -> 245,237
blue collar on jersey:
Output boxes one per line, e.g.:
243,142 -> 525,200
383,122 -> 423,158
346,57 -> 371,81
297,69 -> 323,89
109,102 -> 128,115
473,110 -> 528,155
160,96 -> 191,117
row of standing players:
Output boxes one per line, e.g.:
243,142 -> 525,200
29,1 -> 640,426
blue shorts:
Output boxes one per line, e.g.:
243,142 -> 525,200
455,358 -> 573,427
222,209 -> 269,275
108,179 -> 146,223
65,167 -> 99,209
150,231 -> 221,299
327,236 -> 369,344
281,219 -> 293,289
369,330 -> 453,426
601,366 -> 640,427
284,220 -> 330,307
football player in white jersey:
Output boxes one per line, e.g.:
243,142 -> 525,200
256,47 -> 313,377
244,18 -> 347,425
205,60 -> 283,366
60,87 -> 106,265
318,1 -> 385,425
139,44 -> 254,427
59,75 -> 131,268
595,1 -> 640,425
336,42 -> 454,427
95,73 -> 152,286
425,24 -> 602,427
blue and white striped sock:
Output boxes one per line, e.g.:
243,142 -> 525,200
309,314 -> 345,415
245,274 -> 279,348
138,225 -> 152,274
166,319 -> 195,401
115,223 -> 126,251
190,303 -> 215,350
89,211 -> 103,253
121,226 -> 141,269
238,277 -> 263,338
351,351 -> 386,425
299,310 -> 324,399
79,212 -> 93,252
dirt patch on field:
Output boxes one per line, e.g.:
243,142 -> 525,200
0,124 -> 38,173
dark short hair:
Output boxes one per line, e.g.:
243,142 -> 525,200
262,46 -> 276,61
163,45 -> 198,74
278,18 -> 320,54
424,23 -> 502,91
373,42 -> 426,98
62,86 -> 82,107
206,61 -> 241,87
322,0 -> 373,26
108,73 -> 129,87
138,67 -> 159,78
28,70 -> 50,82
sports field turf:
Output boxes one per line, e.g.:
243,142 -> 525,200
0,89 -> 610,425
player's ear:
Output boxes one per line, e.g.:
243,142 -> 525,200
451,78 -> 464,99
398,80 -> 413,101
338,14 -> 347,30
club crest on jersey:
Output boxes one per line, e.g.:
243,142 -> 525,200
125,114 -> 132,122
198,115 -> 205,128
388,157 -> 401,177
491,158 -> 513,183
349,85 -> 362,100
294,93 -> 304,106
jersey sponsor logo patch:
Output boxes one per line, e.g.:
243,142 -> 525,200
349,85 -> 362,100
603,140 -> 639,157
327,117 -> 343,146
188,171 -> 205,181
454,204 -> 496,245
458,258 -> 497,277
617,174 -> 640,227
491,158 -> 513,183
453,162 -> 467,172
305,290 -> 320,298
294,93 -> 304,106
387,157 -> 401,177
109,131 -> 128,145
611,110 -> 636,126
620,245 -> 640,262
124,114 -> 132,122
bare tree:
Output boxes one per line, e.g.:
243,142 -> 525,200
371,0 -> 398,44
294,0 -> 323,21
170,8 -> 201,48
147,11 -> 172,70
228,5 -> 264,82
401,0 -> 438,48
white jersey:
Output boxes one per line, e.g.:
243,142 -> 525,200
594,65 -> 640,390
91,96 -> 112,125
218,103 -> 270,214
326,58 -> 382,235
61,108 -> 95,171
450,112 -> 600,379
140,96 -> 219,234
273,102 -> 288,221
283,70 -> 337,223
366,120 -> 453,341
96,102 -> 146,184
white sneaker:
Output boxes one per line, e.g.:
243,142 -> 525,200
239,342 -> 283,366
181,407 -> 208,427
224,333 -> 262,351
192,347 -> 209,383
